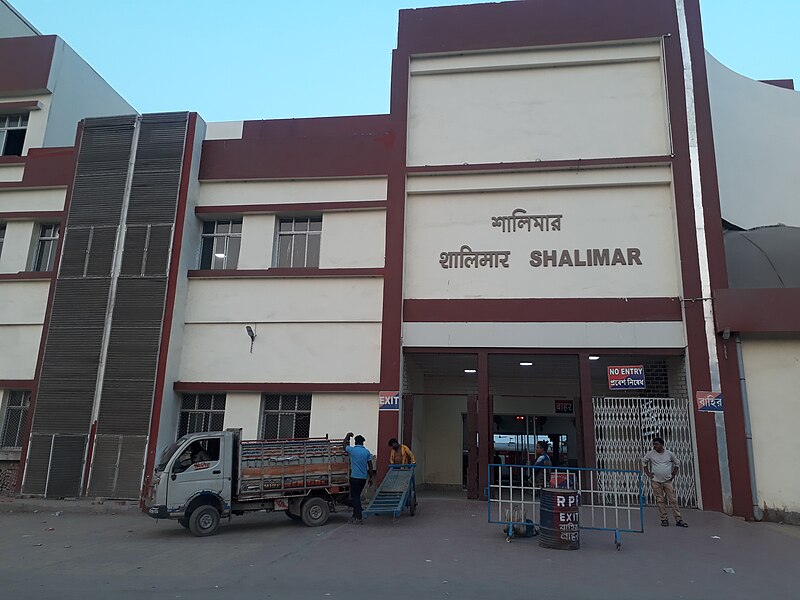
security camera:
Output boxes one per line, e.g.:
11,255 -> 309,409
246,325 -> 256,340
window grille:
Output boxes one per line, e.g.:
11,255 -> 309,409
178,394 -> 226,438
261,394 -> 312,439
1,390 -> 31,449
274,217 -> 321,268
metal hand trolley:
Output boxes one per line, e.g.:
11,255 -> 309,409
363,464 -> 417,519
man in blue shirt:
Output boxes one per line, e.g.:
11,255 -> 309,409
343,432 -> 374,524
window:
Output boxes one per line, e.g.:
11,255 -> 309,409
261,394 -> 311,440
178,394 -> 226,438
30,224 -> 59,272
274,217 -> 321,268
0,223 -> 5,260
1,390 -> 31,449
199,220 -> 241,269
0,113 -> 28,157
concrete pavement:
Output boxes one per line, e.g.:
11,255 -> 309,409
0,492 -> 798,600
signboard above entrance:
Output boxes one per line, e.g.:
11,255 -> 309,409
379,391 -> 400,411
607,365 -> 646,390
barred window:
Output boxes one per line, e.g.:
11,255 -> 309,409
261,394 -> 311,440
178,394 -> 226,438
1,113 -> 28,157
1,390 -> 31,449
199,220 -> 241,269
30,224 -> 59,272
274,217 -> 321,268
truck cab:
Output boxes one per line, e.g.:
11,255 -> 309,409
144,431 -> 235,535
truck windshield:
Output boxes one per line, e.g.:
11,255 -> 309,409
155,437 -> 188,472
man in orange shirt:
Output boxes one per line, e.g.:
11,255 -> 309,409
388,438 -> 416,465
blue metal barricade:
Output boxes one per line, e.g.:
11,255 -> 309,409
487,464 -> 644,549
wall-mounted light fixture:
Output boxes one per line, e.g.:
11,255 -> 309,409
245,325 -> 257,353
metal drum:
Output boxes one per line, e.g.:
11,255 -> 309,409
539,488 -> 580,550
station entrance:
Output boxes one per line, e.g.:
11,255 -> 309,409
401,350 -> 698,506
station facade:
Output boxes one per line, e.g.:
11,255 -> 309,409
0,0 -> 798,521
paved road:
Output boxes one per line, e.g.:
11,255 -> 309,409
1,493 -> 798,600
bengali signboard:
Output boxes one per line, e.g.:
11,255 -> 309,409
696,391 -> 723,412
555,400 -> 574,414
379,391 -> 400,411
607,365 -> 646,390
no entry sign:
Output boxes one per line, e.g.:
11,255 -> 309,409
607,365 -> 646,390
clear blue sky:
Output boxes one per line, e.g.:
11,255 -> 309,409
12,0 -> 800,122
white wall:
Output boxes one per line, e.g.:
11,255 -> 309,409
179,322 -> 381,383
319,210 -> 385,269
707,53 -> 800,228
42,39 -> 135,148
0,279 -> 48,321
741,335 -> 800,516
155,117 -> 206,453
238,214 -> 275,269
421,395 -> 467,487
222,392 -> 261,440
198,178 -> 387,206
0,1 -> 39,37
309,393 -> 379,453
205,121 -> 244,141
185,278 -> 383,323
402,321 -> 686,349
0,221 -> 36,272
0,324 -> 41,379
407,42 -> 669,166
19,95 -> 51,155
404,171 -> 681,299
0,188 -> 66,213
0,164 -> 24,182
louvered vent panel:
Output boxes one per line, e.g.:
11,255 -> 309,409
114,436 -> 148,499
59,228 -> 91,278
22,434 -> 52,495
120,226 -> 147,276
26,117 -> 132,494
86,435 -> 119,498
143,225 -> 172,276
85,226 -> 118,277
46,435 -> 86,498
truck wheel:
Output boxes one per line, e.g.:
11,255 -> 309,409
178,517 -> 189,529
285,510 -> 302,521
188,505 -> 220,537
301,497 -> 330,527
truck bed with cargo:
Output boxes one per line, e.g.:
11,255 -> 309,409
143,429 -> 352,536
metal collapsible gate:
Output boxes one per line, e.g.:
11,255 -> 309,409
593,396 -> 698,508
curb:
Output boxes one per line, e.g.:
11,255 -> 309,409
0,497 -> 141,515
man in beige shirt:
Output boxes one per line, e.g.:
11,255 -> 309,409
643,437 -> 688,528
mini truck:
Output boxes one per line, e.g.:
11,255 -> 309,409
143,429 -> 352,536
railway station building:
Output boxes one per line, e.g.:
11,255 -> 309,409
0,0 -> 798,522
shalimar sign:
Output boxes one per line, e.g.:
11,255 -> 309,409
438,208 -> 643,270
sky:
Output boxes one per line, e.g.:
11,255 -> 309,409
10,0 -> 800,122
